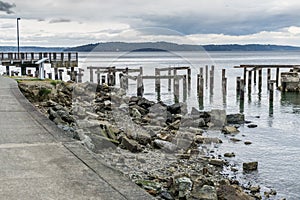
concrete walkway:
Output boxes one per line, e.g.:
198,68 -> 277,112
0,76 -> 154,200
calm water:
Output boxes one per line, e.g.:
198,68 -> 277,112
79,51 -> 300,199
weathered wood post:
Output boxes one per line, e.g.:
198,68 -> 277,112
137,74 -> 144,97
183,75 -> 187,101
248,70 -> 252,92
139,66 -> 143,75
267,68 -> 271,90
276,67 -> 280,88
187,67 -> 191,91
6,66 -> 10,76
71,67 -> 75,81
209,65 -> 214,95
258,68 -> 262,92
198,67 -> 204,99
243,67 -> 247,83
155,68 -> 160,92
174,75 -> 180,103
222,69 -> 227,95
240,79 -> 245,101
269,80 -> 274,103
47,73 -> 52,79
101,75 -> 106,84
205,65 -> 208,88
77,68 -> 84,83
58,69 -> 64,81
96,69 -> 100,85
112,66 -> 116,86
119,73 -> 124,89
253,69 -> 257,85
168,67 -> 172,91
54,67 -> 59,80
236,77 -> 241,96
89,68 -> 94,83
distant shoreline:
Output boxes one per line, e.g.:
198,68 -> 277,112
1,42 -> 300,52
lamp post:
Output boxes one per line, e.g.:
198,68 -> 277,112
17,17 -> 21,59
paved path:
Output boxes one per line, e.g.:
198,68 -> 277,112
0,76 -> 154,200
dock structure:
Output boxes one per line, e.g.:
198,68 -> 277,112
234,64 -> 300,91
0,52 -> 78,78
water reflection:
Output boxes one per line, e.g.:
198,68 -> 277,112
281,92 -> 300,114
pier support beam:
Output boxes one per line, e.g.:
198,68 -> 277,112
276,67 -> 280,88
248,70 -> 252,93
236,77 -> 241,96
267,68 -> 271,90
137,75 -> 144,97
168,67 -> 171,91
258,68 -> 262,92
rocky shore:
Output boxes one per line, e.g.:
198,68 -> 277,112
18,79 -> 282,200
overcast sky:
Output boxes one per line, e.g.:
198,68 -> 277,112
1,0 -> 300,47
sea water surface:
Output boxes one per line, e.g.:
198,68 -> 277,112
79,51 -> 300,199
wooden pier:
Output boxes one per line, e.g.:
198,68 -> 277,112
0,52 -> 78,77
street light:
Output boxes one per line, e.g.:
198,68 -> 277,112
17,17 -> 21,59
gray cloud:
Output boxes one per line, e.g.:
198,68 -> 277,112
49,18 -> 72,24
0,0 -> 15,14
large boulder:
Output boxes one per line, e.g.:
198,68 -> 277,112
227,113 -> 245,124
210,109 -> 227,128
191,185 -> 218,200
243,162 -> 258,171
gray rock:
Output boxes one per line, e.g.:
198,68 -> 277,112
153,139 -> 177,152
227,113 -> 245,124
175,177 -> 193,199
131,107 -> 142,119
243,161 -> 258,171
210,109 -> 227,128
121,136 -> 142,153
224,152 -> 235,157
222,126 -> 239,134
209,159 -> 225,167
167,103 -> 182,115
191,185 -> 217,200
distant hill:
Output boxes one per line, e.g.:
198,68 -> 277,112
0,46 -> 65,52
65,42 -> 300,52
1,42 -> 300,52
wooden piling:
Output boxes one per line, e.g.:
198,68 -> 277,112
183,75 -> 187,101
89,68 -> 93,83
236,77 -> 241,96
119,73 -> 124,89
155,68 -> 160,92
168,67 -> 172,91
78,68 -> 84,83
222,69 -> 227,95
240,79 -> 245,101
248,70 -> 252,92
174,75 -> 180,103
276,67 -> 280,88
54,67 -> 58,80
187,68 -> 191,91
267,68 -> 271,90
269,80 -> 274,102
125,67 -> 129,89
258,68 -> 262,92
205,65 -> 208,88
58,69 -> 64,81
209,66 -> 214,95
101,75 -> 106,84
253,69 -> 257,85
137,75 -> 144,97
96,69 -> 100,85
243,67 -> 247,83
